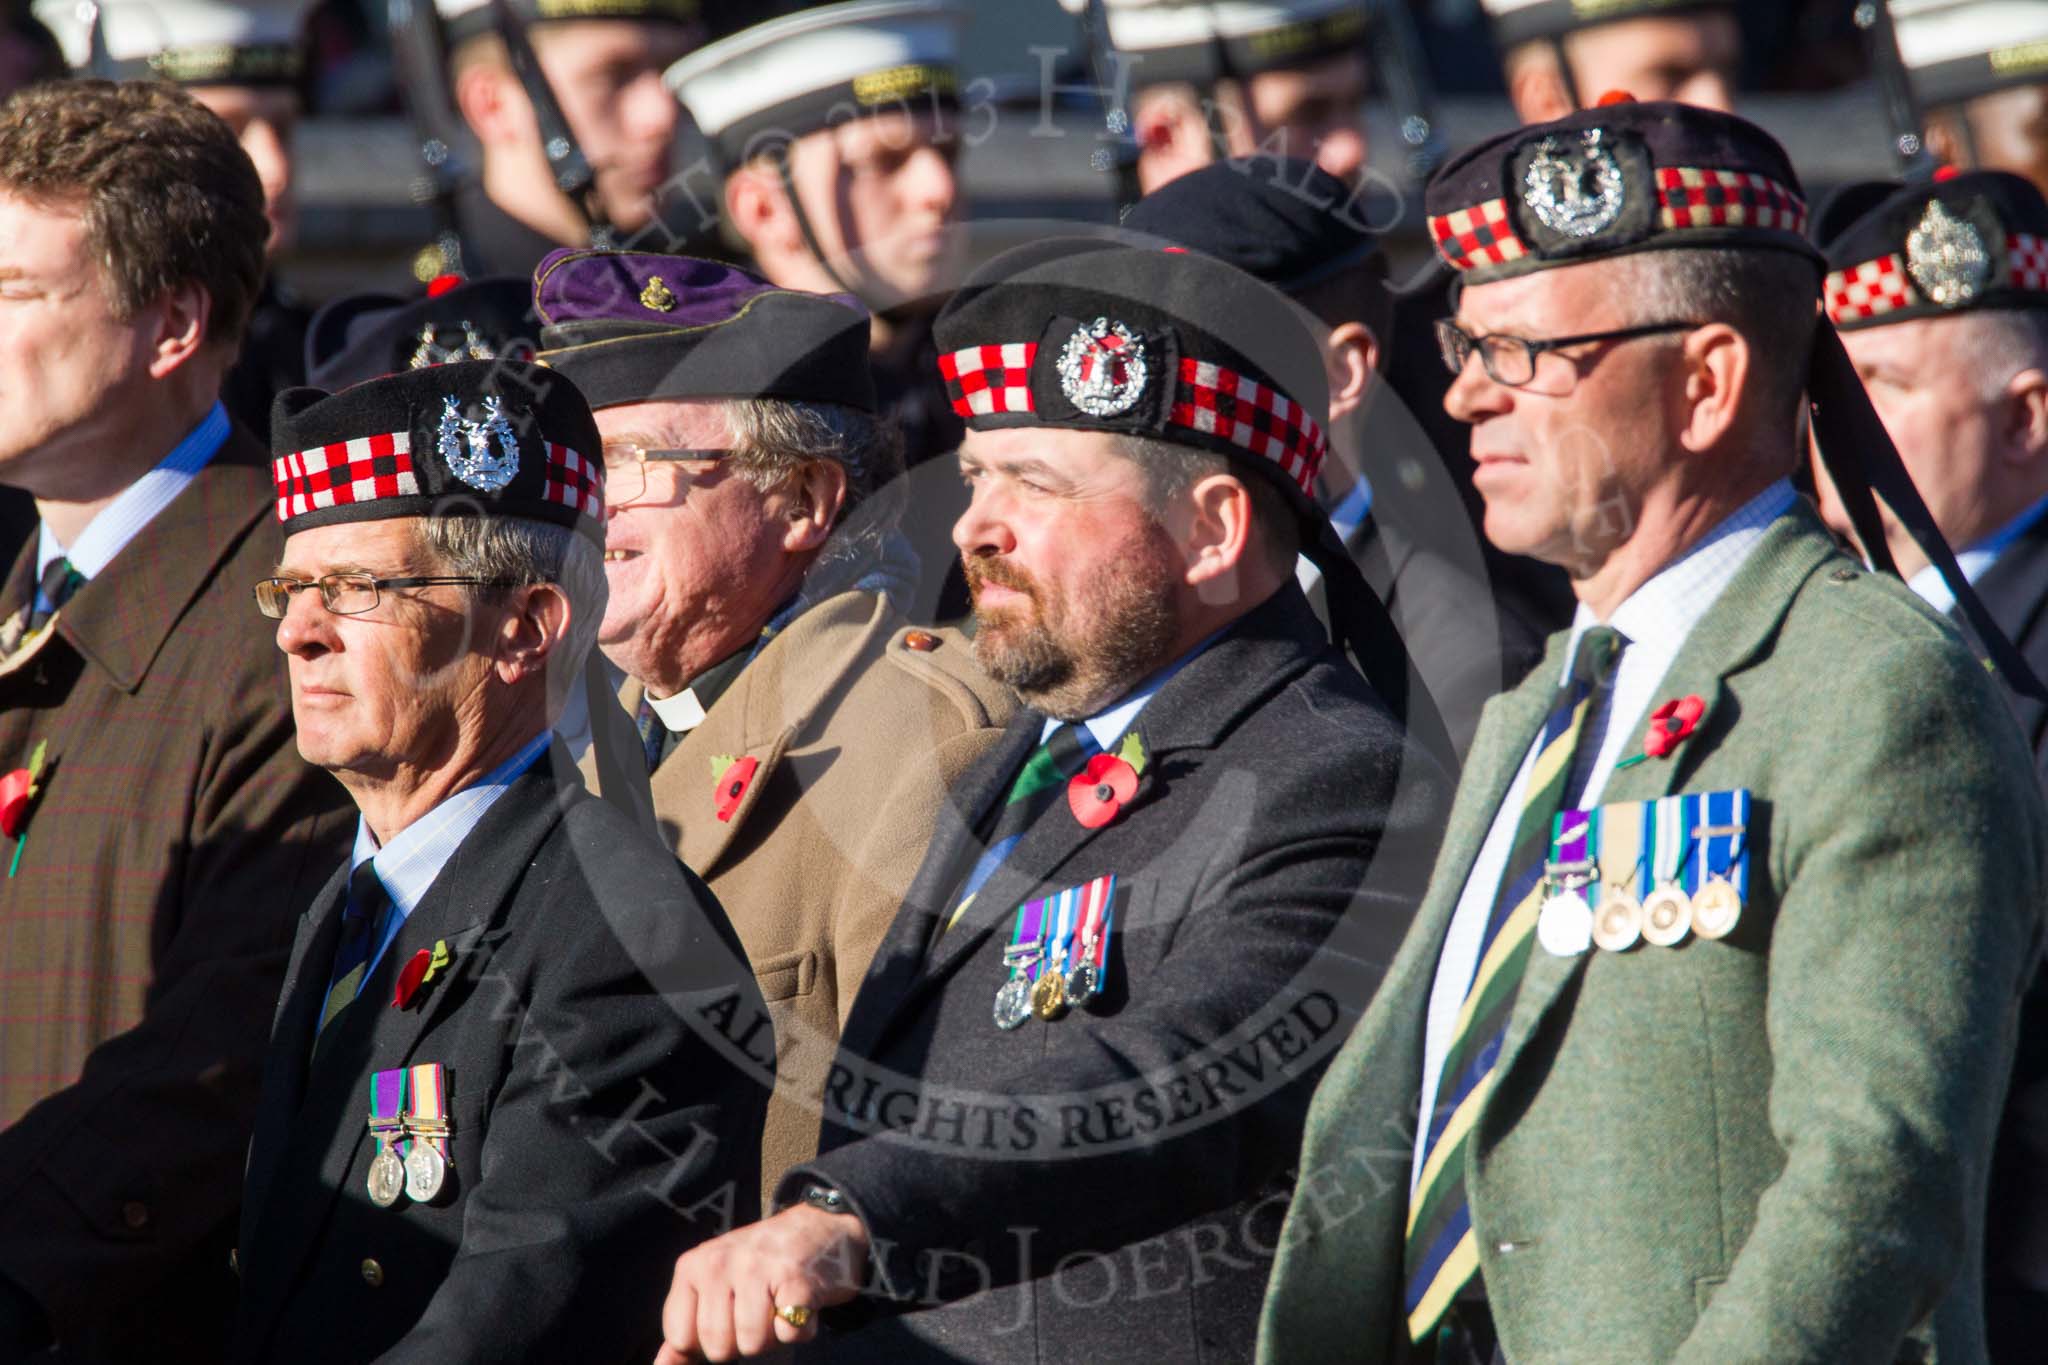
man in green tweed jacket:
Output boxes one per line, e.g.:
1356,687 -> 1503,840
1258,100 -> 2048,1363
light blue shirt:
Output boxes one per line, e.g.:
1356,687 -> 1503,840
328,731 -> 551,1003
35,402 -> 228,610
1906,492 -> 2048,615
1411,478 -> 1798,1195
1039,629 -> 1224,751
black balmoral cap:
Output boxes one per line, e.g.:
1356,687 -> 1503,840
1119,157 -> 1379,296
1818,169 -> 2048,330
270,359 -> 604,545
533,248 -> 876,412
305,276 -> 538,392
933,236 -> 1330,509
1423,97 -> 1816,286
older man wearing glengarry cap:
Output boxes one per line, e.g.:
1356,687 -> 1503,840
230,359 -> 768,1365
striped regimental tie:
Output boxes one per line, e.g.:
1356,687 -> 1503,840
316,862 -> 392,1044
27,556 -> 84,633
940,722 -> 1101,937
1404,625 -> 1624,1343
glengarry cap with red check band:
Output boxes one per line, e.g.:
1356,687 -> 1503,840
933,234 -> 1450,760
268,359 -> 605,545
1815,169 -> 2048,329
1428,96 -> 2047,700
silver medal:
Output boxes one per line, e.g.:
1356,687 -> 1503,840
1536,888 -> 1595,957
403,1141 -> 446,1203
1064,961 -> 1099,1007
992,976 -> 1032,1030
366,1143 -> 405,1208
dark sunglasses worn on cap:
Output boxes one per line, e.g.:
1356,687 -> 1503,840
252,573 -> 521,620
1435,318 -> 1707,388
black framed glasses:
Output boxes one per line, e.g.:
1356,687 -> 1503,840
599,439 -> 728,508
1435,318 -> 1707,388
253,573 -> 519,620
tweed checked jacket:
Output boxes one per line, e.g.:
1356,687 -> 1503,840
232,746 -> 769,1364
1257,507 -> 2048,1365
785,586 -> 1451,1365
600,589 -> 1015,1206
0,431 -> 354,1358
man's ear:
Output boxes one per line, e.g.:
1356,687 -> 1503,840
1181,471 -> 1257,606
2001,367 -> 2048,466
726,162 -> 801,258
777,459 -> 849,556
1505,45 -> 1575,124
1676,322 -> 1748,455
1326,321 -> 1379,421
147,281 -> 211,379
454,61 -> 531,151
495,582 -> 573,686
1133,85 -> 1218,194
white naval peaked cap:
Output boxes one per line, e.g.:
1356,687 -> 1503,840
1053,0 -> 1363,89
432,0 -> 700,46
33,0 -> 315,84
665,0 -> 966,170
1474,0 -> 1731,49
1893,0 -> 2048,108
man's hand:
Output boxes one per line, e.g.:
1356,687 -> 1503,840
654,1203 -> 870,1362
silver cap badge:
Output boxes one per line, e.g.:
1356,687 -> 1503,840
1905,199 -> 1991,308
1522,129 -> 1626,240
1057,318 -> 1149,418
437,395 -> 521,493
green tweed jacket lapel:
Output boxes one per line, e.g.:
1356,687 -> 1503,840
1491,509 -> 1836,1101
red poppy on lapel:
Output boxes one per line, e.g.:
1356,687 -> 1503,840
713,755 -> 760,823
393,949 -> 433,1009
1069,754 -> 1140,829
1641,695 -> 1708,760
0,738 -> 49,840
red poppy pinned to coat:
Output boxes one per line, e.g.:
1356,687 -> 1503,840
1067,733 -> 1149,829
1618,695 -> 1709,769
712,755 -> 760,823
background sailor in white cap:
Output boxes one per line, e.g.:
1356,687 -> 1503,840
1060,0 -> 1370,195
428,0 -> 703,276
1897,0 -> 2048,200
35,0 -> 322,436
1480,0 -> 1740,122
667,0 -> 973,615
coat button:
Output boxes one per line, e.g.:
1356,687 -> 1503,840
228,1248 -> 239,1276
903,630 -> 940,652
121,1201 -> 149,1230
361,1258 -> 384,1288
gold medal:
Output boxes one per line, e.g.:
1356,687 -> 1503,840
1031,970 -> 1068,1020
1590,886 -> 1643,952
367,1143 -> 405,1207
1691,877 -> 1742,939
1641,883 -> 1693,947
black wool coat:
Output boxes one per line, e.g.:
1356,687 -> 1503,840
784,585 -> 1451,1365
230,746 -> 771,1364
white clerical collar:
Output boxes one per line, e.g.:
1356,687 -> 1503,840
646,687 -> 709,733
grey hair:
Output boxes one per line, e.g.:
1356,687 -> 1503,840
1616,247 -> 1822,434
721,397 -> 906,572
1952,309 -> 2048,400
1111,433 -> 1302,573
412,514 -> 608,706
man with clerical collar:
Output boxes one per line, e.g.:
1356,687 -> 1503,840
1059,0 -> 1371,195
37,0 -> 324,437
1479,0 -> 1740,122
425,0 -> 703,278
0,80 -> 355,1364
1258,98 -> 2047,1363
532,246 -> 1014,1202
651,236 -> 1450,1363
1122,157 -> 1559,756
1898,0 -> 2048,202
1811,166 -> 2048,1359
231,359 -> 768,1364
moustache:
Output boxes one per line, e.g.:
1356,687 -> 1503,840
964,557 -> 1041,604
